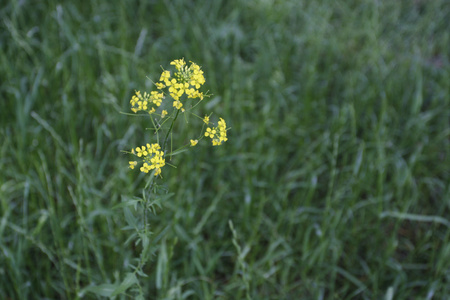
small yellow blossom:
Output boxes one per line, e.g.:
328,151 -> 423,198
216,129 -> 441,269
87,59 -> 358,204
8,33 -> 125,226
170,58 -> 186,70
161,110 -> 168,118
140,163 -> 151,173
204,127 -> 216,138
173,100 -> 183,109
203,115 -> 210,124
159,70 -> 170,83
150,91 -> 163,106
130,90 -> 162,114
158,59 -> 206,101
204,117 -> 228,146
190,139 -> 198,146
135,146 -> 145,157
131,143 -> 165,176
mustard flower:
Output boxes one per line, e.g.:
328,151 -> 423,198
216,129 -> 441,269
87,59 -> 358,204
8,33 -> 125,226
203,115 -> 210,124
130,90 -> 161,114
150,91 -> 164,107
161,110 -> 168,118
155,58 -> 206,108
205,127 -> 216,138
131,143 -> 165,176
135,146 -> 146,157
173,100 -> 183,109
170,59 -> 186,70
204,117 -> 228,146
190,139 -> 198,146
159,70 -> 171,85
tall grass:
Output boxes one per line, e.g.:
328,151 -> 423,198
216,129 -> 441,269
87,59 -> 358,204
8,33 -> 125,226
1,0 -> 449,298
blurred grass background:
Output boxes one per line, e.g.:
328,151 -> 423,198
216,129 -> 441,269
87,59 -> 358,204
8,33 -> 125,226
1,0 -> 449,298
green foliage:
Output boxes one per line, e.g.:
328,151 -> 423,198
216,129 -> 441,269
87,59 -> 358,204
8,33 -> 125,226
1,0 -> 449,299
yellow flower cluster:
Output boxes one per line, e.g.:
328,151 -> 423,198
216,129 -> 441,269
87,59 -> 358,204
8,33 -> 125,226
127,59 -> 229,177
155,58 -> 205,110
130,90 -> 164,114
129,143 -> 165,176
205,118 -> 228,146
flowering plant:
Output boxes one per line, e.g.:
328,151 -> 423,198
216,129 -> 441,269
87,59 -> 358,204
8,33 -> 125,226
127,58 -> 228,177
92,59 -> 229,298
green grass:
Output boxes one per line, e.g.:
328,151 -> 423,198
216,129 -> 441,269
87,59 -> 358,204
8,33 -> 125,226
1,0 -> 449,298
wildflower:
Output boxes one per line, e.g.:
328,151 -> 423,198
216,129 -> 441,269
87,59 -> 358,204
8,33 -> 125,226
156,58 -> 206,105
185,88 -> 195,97
170,59 -> 186,70
140,163 -> 151,173
189,90 -> 204,100
135,146 -> 146,157
173,99 -> 183,110
129,161 -> 137,169
150,91 -> 163,107
130,90 -> 161,114
131,143 -> 165,176
204,117 -> 228,146
218,118 -> 228,143
127,59 -> 229,177
204,127 -> 216,138
159,70 -> 171,85
189,63 -> 205,89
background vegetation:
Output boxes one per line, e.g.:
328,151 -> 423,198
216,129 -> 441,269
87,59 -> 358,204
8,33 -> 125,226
1,0 -> 449,299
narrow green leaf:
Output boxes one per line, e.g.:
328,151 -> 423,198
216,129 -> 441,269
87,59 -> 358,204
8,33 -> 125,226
123,207 -> 137,228
111,272 -> 138,296
81,283 -> 117,297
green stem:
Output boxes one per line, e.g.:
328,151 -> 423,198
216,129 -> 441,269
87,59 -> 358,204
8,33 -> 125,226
163,109 -> 180,155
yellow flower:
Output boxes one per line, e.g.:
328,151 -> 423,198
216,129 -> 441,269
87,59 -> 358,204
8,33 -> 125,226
130,90 -> 160,114
203,117 -> 228,146
150,91 -> 163,106
129,161 -> 137,169
205,127 -> 216,138
173,100 -> 183,109
170,58 -> 186,70
135,146 -> 145,157
150,143 -> 161,152
140,163 -> 151,173
161,110 -> 168,118
131,143 -> 165,176
190,139 -> 198,146
159,70 -> 170,82
203,115 -> 210,124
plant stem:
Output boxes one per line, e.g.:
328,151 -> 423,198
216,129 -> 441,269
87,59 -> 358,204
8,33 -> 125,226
163,109 -> 180,155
